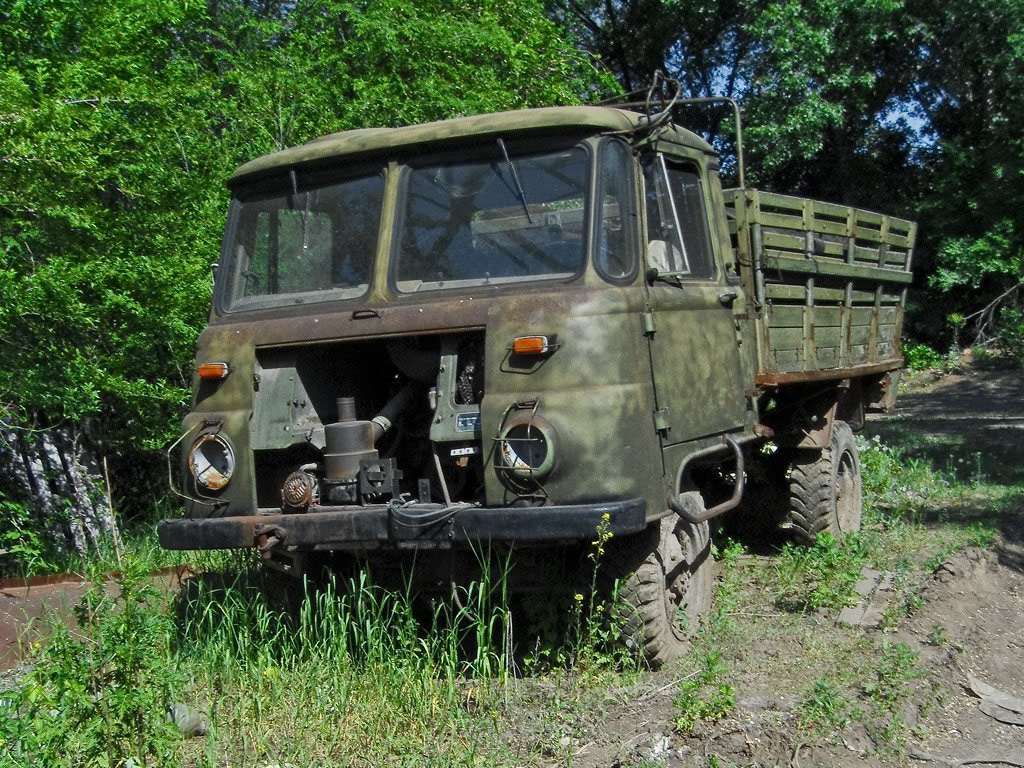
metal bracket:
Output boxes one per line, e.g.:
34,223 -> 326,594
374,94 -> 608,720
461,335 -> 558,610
359,457 -> 403,500
653,408 -> 671,433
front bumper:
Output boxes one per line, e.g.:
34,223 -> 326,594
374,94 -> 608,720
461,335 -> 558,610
158,498 -> 648,552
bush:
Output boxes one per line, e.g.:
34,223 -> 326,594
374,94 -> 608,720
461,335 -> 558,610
901,342 -> 944,372
0,499 -> 59,577
1,558 -> 182,767
995,307 -> 1024,367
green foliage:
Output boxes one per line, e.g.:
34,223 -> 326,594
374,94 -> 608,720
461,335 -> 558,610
522,515 -> 640,675
922,522 -> 998,573
176,570 -> 472,764
902,342 -> 944,372
673,651 -> 735,732
0,0 -> 608,496
553,0 -> 1024,351
1,557 -> 182,767
741,0 -> 850,181
0,0 -> 220,449
856,434 -> 950,509
0,558 -> 531,766
667,538 -> 742,733
708,537 -> 745,635
932,222 -> 1022,293
796,679 -> 861,734
0,499 -> 59,576
995,307 -> 1024,367
575,513 -> 638,671
773,533 -> 868,613
910,0 -> 1024,346
863,638 -> 921,746
292,0 -> 610,129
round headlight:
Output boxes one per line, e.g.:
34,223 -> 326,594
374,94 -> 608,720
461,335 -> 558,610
498,416 -> 557,491
189,433 -> 235,491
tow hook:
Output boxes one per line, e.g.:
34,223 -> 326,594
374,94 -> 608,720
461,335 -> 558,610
254,524 -> 287,558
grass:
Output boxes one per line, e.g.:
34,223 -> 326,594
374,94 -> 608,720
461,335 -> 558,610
795,679 -> 860,734
773,532 -> 870,613
3,369 -> 1021,766
2,558 -> 521,768
1,526 -> 638,768
659,376 -> 1019,757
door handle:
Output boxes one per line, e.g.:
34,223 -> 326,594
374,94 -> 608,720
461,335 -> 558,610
718,290 -> 738,306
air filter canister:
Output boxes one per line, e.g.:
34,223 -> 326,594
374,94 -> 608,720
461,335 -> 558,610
324,397 -> 378,483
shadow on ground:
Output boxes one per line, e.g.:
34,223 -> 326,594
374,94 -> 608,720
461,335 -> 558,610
868,362 -> 1024,487
867,362 -> 1024,574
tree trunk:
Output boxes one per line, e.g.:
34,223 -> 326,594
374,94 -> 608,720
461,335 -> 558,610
0,418 -> 120,558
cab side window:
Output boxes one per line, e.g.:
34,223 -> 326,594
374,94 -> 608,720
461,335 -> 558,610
643,155 -> 716,279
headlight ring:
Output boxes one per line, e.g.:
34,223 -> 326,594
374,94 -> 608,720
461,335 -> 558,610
189,433 -> 235,491
497,414 -> 558,492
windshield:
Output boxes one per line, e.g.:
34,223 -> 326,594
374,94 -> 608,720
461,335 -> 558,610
217,140 -> 633,313
221,172 -> 385,311
394,145 -> 590,292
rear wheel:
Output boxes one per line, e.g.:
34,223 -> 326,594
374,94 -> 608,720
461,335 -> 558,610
609,514 -> 713,669
788,420 -> 862,545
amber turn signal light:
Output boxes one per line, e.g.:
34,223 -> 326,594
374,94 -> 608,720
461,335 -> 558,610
197,362 -> 231,380
511,335 -> 552,356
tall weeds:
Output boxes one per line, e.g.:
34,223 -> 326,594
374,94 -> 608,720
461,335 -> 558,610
2,522 -> 636,766
1,557 -> 182,768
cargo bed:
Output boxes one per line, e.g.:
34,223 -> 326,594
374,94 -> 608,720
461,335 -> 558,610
725,189 -> 916,385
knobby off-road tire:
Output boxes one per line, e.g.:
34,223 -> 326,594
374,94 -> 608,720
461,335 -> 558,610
608,514 -> 713,669
788,420 -> 862,545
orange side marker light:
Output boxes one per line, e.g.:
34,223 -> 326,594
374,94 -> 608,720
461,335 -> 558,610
197,362 -> 231,380
511,336 -> 552,356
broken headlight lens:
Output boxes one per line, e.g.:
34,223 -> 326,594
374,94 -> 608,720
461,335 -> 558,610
189,433 -> 235,491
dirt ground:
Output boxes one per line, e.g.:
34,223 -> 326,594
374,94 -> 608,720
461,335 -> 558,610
549,542 -> 1024,768
518,363 -> 1024,768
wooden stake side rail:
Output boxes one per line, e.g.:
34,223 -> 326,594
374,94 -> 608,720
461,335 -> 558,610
724,188 -> 917,383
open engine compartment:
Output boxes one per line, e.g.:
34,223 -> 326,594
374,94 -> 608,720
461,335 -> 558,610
249,332 -> 486,511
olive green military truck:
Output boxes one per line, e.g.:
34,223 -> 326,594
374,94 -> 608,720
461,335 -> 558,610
159,103 -> 914,667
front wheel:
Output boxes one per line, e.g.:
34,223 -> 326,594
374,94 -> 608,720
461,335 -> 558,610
608,515 -> 713,669
788,420 -> 862,545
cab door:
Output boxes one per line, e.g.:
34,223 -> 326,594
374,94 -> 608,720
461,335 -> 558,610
642,152 -> 751,446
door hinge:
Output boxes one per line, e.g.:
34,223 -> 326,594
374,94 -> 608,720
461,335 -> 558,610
653,408 -> 671,432
642,310 -> 656,336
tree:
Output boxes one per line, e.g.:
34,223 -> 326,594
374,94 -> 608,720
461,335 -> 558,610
910,0 -> 1024,352
0,0 -> 608,564
546,1 -> 922,207
0,0 -> 221,558
546,0 -> 1024,359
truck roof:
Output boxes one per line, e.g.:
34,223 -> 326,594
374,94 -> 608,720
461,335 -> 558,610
229,106 -> 713,185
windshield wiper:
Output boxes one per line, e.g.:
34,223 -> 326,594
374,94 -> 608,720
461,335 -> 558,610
497,138 -> 532,224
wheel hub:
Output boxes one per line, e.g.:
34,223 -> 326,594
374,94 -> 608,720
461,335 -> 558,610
662,520 -> 699,637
